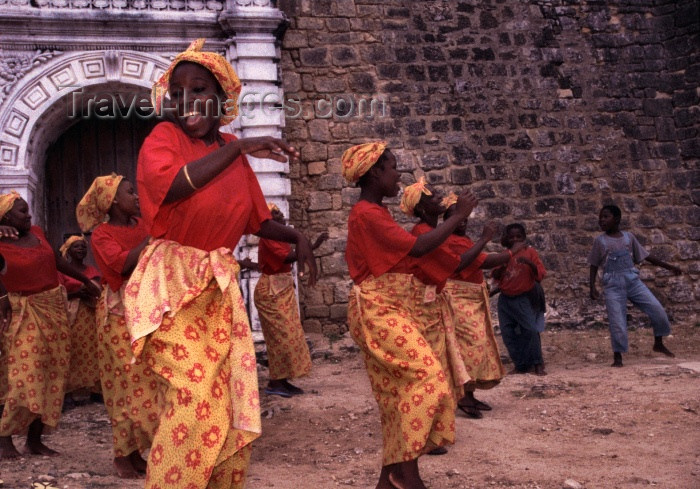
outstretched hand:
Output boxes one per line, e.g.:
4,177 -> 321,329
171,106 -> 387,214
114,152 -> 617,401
83,280 -> 102,299
235,137 -> 300,163
0,225 -> 19,240
295,235 -> 318,287
454,189 -> 478,219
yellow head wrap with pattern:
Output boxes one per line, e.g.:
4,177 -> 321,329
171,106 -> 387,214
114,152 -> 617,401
0,191 -> 21,221
441,192 -> 458,210
59,235 -> 86,258
399,177 -> 432,216
341,141 -> 388,183
76,174 -> 124,232
152,38 -> 242,124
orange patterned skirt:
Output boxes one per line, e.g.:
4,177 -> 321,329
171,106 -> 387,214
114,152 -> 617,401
444,279 -> 505,389
254,272 -> 312,380
0,286 -> 70,435
65,298 -> 101,393
96,287 -> 162,457
124,240 -> 260,489
348,273 -> 464,466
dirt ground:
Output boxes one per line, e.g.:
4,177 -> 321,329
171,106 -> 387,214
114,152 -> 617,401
0,322 -> 698,489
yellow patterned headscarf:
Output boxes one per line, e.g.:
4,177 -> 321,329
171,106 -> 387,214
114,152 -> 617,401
152,38 -> 242,124
267,203 -> 280,213
441,192 -> 458,209
76,174 -> 124,232
341,141 -> 388,183
59,235 -> 86,258
400,177 -> 432,216
0,191 -> 21,221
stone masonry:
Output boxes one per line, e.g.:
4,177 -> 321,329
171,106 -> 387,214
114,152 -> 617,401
277,0 -> 699,336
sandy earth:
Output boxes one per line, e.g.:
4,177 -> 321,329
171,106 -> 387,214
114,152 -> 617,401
0,322 -> 698,489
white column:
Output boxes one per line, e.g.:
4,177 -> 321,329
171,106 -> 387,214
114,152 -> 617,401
219,3 -> 292,331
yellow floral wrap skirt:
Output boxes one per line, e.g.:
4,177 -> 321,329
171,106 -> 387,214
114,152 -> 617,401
96,286 -> 163,457
444,279 -> 505,389
0,286 -> 70,435
348,273 -> 468,466
124,239 -> 260,489
64,297 -> 101,393
254,272 -> 312,380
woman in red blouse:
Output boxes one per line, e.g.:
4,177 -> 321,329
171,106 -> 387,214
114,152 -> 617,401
343,142 -> 476,489
254,204 -> 328,398
127,39 -> 317,489
0,192 -> 100,459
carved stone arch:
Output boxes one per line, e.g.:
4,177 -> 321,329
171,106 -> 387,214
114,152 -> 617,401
0,50 -> 171,228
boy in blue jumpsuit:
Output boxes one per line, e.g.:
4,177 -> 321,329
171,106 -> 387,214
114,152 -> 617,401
588,205 -> 681,367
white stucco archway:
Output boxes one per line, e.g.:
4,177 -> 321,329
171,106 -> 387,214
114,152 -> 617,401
0,50 -> 170,226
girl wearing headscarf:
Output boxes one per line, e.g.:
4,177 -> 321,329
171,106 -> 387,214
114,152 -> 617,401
254,204 -> 328,398
403,184 -> 518,422
343,142 -> 477,489
128,39 -> 317,489
0,192 -> 100,459
76,174 -> 162,478
433,194 -> 518,418
58,235 -> 102,401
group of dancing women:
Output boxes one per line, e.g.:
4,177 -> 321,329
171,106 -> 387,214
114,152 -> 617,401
0,39 -> 549,489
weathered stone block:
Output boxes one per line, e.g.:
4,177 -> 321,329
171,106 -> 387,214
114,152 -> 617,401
318,174 -> 344,191
300,47 -> 329,66
329,304 -> 348,320
321,254 -> 348,275
304,305 -> 329,318
302,319 -> 322,334
307,161 -> 326,176
308,119 -> 331,142
301,143 -> 328,162
307,191 -> 332,211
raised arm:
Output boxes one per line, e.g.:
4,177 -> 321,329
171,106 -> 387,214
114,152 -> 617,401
121,236 -> 151,276
409,189 -> 477,257
164,137 -> 300,204
644,255 -> 682,275
55,253 -> 101,298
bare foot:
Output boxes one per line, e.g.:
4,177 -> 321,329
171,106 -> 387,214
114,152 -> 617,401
387,461 -> 427,489
128,450 -> 148,474
653,344 -> 675,358
0,437 -> 21,459
114,456 -> 141,479
25,439 -> 59,456
612,352 -> 623,367
534,364 -> 547,376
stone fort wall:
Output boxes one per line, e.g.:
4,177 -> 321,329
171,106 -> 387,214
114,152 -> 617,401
277,0 -> 699,335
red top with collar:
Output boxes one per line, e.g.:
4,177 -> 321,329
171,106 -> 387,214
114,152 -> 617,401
137,122 -> 272,251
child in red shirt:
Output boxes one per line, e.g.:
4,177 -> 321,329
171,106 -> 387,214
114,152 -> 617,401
492,223 -> 547,375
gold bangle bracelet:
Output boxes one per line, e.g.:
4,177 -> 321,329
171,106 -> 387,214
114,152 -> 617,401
183,165 -> 199,191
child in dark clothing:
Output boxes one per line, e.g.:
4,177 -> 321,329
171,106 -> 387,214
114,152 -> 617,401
588,205 -> 681,367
